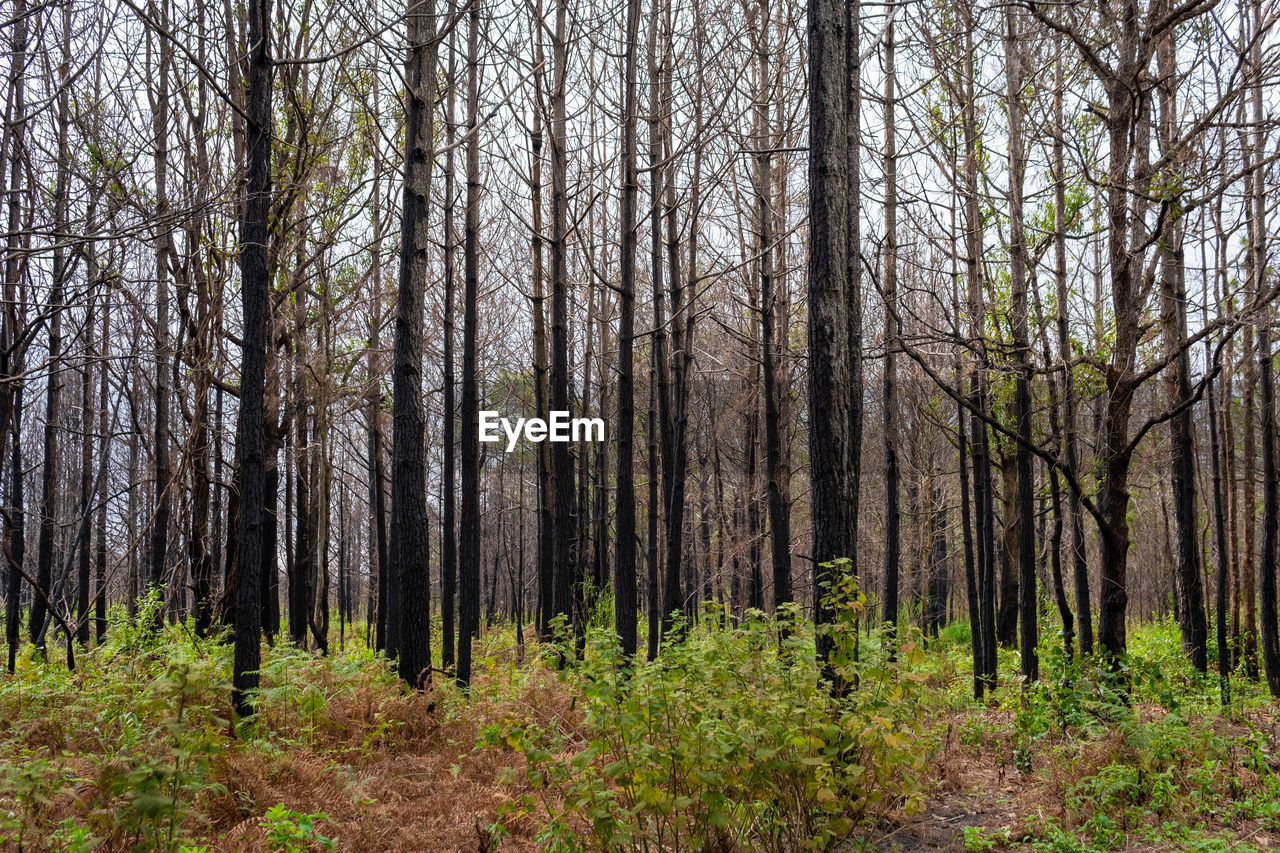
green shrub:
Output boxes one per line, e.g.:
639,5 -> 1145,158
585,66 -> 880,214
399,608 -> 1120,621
260,804 -> 337,852
488,566 -> 928,851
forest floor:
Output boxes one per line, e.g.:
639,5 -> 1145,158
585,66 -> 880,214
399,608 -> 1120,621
0,606 -> 1276,852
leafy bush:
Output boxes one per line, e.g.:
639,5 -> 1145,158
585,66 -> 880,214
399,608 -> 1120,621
260,804 -> 337,852
487,568 -> 928,851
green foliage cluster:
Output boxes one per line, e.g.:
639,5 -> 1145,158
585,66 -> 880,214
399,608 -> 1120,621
0,589 -> 394,850
951,617 -> 1279,852
259,804 -> 337,852
484,572 -> 929,851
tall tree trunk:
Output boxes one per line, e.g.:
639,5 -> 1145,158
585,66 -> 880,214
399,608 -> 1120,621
32,0 -> 73,651
961,9 -> 997,689
996,455 -> 1020,648
1242,325 -> 1259,678
1258,314 -> 1280,696
370,407 -> 389,651
527,0 -> 552,640
389,0 -> 439,688
756,0 -> 791,614
441,12 -> 458,669
807,0 -> 852,686
881,18 -> 901,651
614,0 -> 641,659
1053,39 -> 1091,657
646,378 -> 660,659
2,0 -> 27,674
844,0 -> 863,629
77,299 -> 93,646
1245,0 -> 1267,685
1004,9 -> 1037,683
233,0 -> 273,717
1157,28 -> 1207,672
458,0 -> 482,686
150,0 -> 173,624
1203,243 -> 1230,703
367,130 -> 388,653
548,0 -> 576,634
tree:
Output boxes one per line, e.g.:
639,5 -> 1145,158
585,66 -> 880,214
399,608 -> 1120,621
389,0 -> 439,688
613,0 -> 641,659
458,0 -> 482,687
234,0 -> 274,718
808,0 -> 854,685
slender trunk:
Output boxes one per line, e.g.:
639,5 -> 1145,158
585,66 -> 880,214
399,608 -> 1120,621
961,12 -> 996,689
1203,242 -> 1231,703
1157,29 -> 1207,671
389,0 -> 439,687
76,299 -> 93,646
442,13 -> 458,668
807,0 -> 851,685
1004,9 -> 1037,683
1243,325 -> 1259,678
233,0 -> 272,717
1246,0 -> 1267,685
32,1 -> 73,651
548,0 -> 576,633
1053,41 -> 1091,656
756,0 -> 791,614
528,0 -> 553,639
614,0 -> 641,658
844,0 -> 863,624
881,19 -> 900,651
458,0 -> 482,686
150,0 -> 173,624
1258,315 -> 1280,696
646,377 -> 660,659
2,0 -> 27,673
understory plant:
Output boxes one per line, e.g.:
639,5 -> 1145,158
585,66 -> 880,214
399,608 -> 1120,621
488,565 -> 928,851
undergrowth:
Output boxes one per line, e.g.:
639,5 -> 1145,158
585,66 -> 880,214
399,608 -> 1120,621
0,585 -> 1273,851
484,569 -> 931,851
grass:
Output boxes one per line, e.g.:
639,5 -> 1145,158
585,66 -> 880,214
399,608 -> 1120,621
0,592 -> 1274,851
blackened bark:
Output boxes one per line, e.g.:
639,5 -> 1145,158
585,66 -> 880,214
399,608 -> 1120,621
844,0 -> 863,626
548,0 -> 576,634
614,0 -> 641,659
1205,290 -> 1229,702
957,369 -> 983,697
1259,316 -> 1280,697
646,378 -> 660,660
527,3 -> 553,639
1053,41 -> 1090,657
2,0 -> 26,673
33,1 -> 72,649
76,299 -> 93,646
881,19 -> 900,651
1004,10 -> 1037,683
370,408 -> 389,651
1157,30 -> 1206,672
390,0 -> 438,688
442,13 -> 458,669
756,0 -> 791,614
807,0 -> 852,684
458,0 -> 481,686
960,12 -> 996,689
6,389 -> 23,672
233,0 -> 272,717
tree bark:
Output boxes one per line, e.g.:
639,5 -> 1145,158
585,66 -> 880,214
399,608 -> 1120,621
807,0 -> 852,685
390,0 -> 439,688
614,0 -> 641,658
233,0 -> 273,717
458,0 -> 482,686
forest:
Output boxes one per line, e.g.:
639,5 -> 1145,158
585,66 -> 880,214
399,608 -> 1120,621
0,0 -> 1277,847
